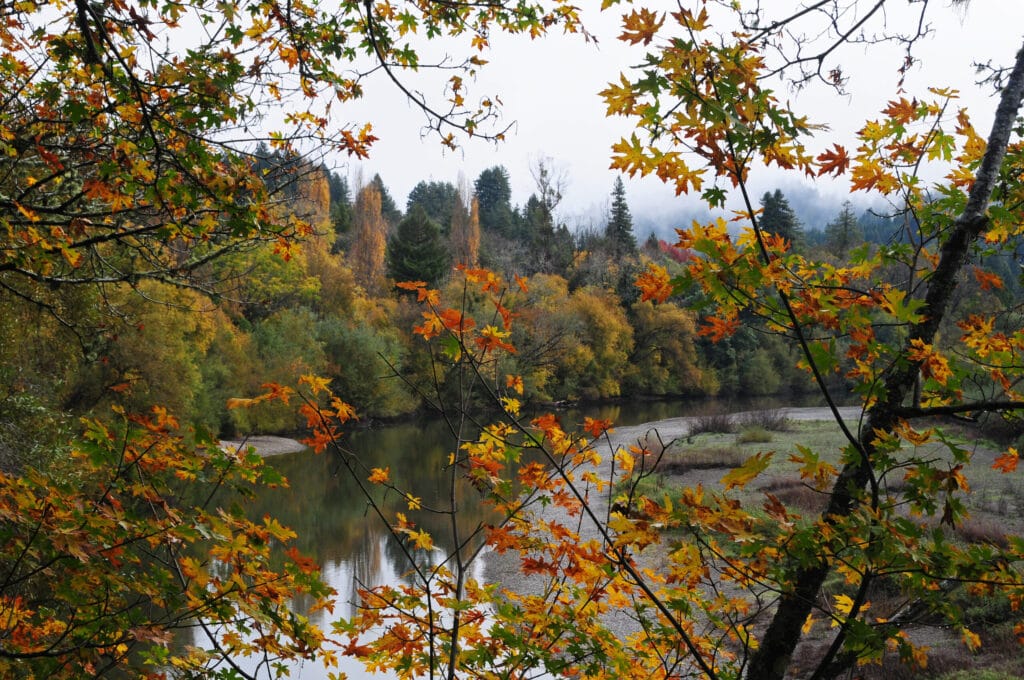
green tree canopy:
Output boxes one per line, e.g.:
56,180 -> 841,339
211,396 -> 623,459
605,176 -> 637,257
824,200 -> 864,258
407,180 -> 459,234
759,189 -> 804,249
387,205 -> 451,286
474,166 -> 518,238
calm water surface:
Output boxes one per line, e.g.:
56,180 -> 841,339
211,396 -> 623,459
202,396 -> 813,678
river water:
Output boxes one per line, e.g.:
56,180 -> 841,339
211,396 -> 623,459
201,395 -> 833,678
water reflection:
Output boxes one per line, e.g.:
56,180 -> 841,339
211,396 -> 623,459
203,396 -> 823,678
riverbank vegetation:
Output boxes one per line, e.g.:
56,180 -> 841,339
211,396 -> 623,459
2,1 -> 1024,679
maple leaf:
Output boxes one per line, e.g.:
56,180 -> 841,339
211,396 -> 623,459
972,267 -> 1004,291
368,467 -> 390,484
299,374 -> 332,395
698,314 -> 740,342
619,8 -> 664,46
993,448 -> 1019,473
583,417 -> 613,438
635,263 -> 673,303
408,529 -> 433,551
721,452 -> 773,490
505,374 -> 524,395
816,143 -> 849,177
286,547 -> 318,575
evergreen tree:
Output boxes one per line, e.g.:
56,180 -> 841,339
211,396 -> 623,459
388,205 -> 451,286
327,170 -> 353,238
824,200 -> 863,258
605,177 -> 637,257
406,180 -> 459,234
474,166 -> 518,238
759,189 -> 804,249
370,173 -> 403,227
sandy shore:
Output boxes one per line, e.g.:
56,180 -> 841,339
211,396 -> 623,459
219,435 -> 307,457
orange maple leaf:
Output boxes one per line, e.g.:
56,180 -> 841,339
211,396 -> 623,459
993,448 -> 1019,473
698,314 -> 740,342
619,8 -> 664,46
583,417 -> 614,438
505,374 -> 524,395
635,263 -> 673,303
816,143 -> 850,177
973,267 -> 1004,291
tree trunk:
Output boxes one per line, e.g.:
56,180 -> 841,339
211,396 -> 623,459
745,41 -> 1024,680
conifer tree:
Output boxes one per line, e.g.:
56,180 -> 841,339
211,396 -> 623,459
327,170 -> 353,237
388,205 -> 450,286
474,166 -> 518,238
759,189 -> 804,249
407,180 -> 459,234
350,184 -> 388,293
824,200 -> 863,258
605,176 -> 637,257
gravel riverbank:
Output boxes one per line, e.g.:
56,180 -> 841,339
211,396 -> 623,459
219,435 -> 308,457
482,406 -> 863,638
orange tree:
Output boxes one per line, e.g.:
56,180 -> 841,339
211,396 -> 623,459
288,3 -> 1024,680
0,1 -> 583,678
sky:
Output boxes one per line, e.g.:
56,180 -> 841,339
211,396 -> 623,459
333,2 -> 1024,237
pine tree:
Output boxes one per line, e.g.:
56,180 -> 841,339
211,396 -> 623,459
605,177 -> 637,257
350,184 -> 388,293
824,200 -> 863,258
388,205 -> 451,286
407,180 -> 459,234
327,170 -> 353,237
759,189 -> 804,249
474,166 -> 518,239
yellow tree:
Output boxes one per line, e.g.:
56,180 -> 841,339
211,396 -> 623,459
349,183 -> 389,293
298,4 -> 1024,680
0,1 -> 586,677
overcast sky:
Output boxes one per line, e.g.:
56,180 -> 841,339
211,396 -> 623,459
333,2 -> 1024,235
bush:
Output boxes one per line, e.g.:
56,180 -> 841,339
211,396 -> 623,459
657,447 -> 745,474
689,411 -> 736,435
736,426 -> 772,444
737,408 -> 793,432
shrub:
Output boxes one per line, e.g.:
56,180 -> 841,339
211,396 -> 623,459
689,411 -> 736,435
736,426 -> 772,444
657,447 -> 745,474
737,408 -> 793,432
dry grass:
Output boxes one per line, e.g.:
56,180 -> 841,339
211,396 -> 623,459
954,517 -> 1011,549
737,408 -> 794,432
656,446 -> 746,474
689,411 -> 737,435
756,476 -> 829,514
736,426 -> 772,444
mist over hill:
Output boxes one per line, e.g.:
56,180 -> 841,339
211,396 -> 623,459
630,181 -> 886,242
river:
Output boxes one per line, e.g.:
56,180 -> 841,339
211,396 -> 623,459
200,395 -> 847,679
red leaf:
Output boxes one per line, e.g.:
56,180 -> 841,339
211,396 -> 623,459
816,143 -> 850,177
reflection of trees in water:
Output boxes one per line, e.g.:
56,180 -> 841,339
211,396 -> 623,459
244,400 -> 808,625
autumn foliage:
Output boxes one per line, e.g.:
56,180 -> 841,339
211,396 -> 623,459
3,1 -> 1024,680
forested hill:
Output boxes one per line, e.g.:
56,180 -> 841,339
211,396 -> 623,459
5,153 -> 1018,460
